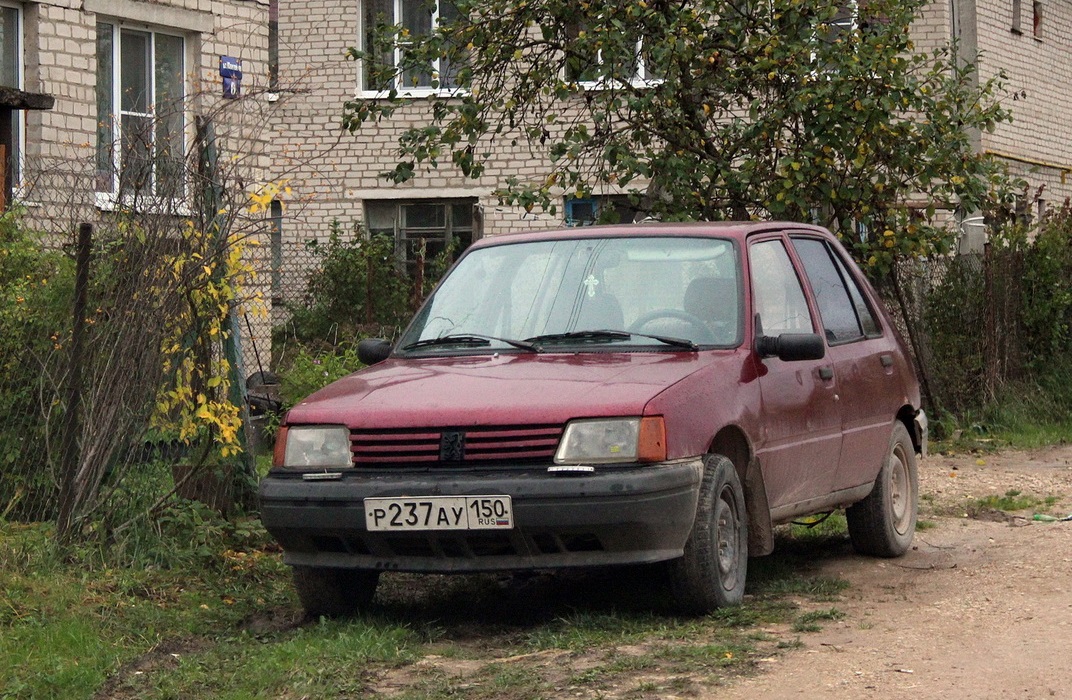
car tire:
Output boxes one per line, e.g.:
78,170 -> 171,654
292,566 -> 380,618
846,421 -> 918,557
668,454 -> 748,614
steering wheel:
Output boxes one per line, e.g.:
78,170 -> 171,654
629,309 -> 715,344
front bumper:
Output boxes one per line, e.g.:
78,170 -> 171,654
259,458 -> 704,572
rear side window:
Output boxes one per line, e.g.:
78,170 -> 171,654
792,237 -> 880,343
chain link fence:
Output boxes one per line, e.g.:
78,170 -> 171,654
1,128 -> 275,533
886,238 -> 1058,420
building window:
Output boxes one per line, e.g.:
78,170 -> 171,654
95,22 -> 186,200
1011,0 -> 1023,33
362,0 -> 461,93
564,195 -> 639,226
812,1 -> 858,69
564,24 -> 658,85
268,0 -> 278,91
365,199 -> 476,274
1032,1 -> 1043,38
0,3 -> 22,188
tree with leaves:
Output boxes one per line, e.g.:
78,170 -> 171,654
344,0 -> 1015,275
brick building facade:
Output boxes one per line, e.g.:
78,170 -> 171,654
10,0 -> 270,215
5,0 -> 272,365
267,0 -> 1072,313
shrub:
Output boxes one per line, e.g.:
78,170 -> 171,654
277,343 -> 365,408
0,213 -> 74,521
1021,207 -> 1072,366
280,223 -> 411,345
277,220 -> 458,348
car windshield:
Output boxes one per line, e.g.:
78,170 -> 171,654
398,235 -> 741,353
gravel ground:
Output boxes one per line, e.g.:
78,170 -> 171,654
714,444 -> 1072,699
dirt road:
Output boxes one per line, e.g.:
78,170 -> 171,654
716,445 -> 1072,699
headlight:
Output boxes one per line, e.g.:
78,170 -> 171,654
554,417 -> 665,464
276,425 -> 352,469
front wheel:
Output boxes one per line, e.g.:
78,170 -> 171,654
668,454 -> 748,614
292,566 -> 380,618
847,422 -> 918,557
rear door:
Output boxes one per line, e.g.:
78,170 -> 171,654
789,234 -> 897,492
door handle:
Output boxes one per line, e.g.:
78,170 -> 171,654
880,354 -> 894,368
819,366 -> 834,380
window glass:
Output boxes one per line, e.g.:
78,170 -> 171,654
155,33 -> 184,199
400,0 -> 433,87
120,30 -> 150,113
750,240 -> 813,334
365,199 -> 477,274
830,245 -> 880,337
364,0 -> 460,91
0,6 -> 18,88
438,0 -> 463,86
792,237 -> 862,342
400,236 -> 740,350
96,24 -> 115,192
564,195 -> 639,226
96,23 -> 186,198
565,26 -> 653,84
0,5 -> 20,186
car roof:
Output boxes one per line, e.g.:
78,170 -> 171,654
468,221 -> 832,249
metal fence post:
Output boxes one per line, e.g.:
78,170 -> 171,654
56,222 -> 92,540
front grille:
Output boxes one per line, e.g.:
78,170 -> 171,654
350,424 -> 563,466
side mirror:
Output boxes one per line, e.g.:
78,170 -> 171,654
357,338 -> 392,365
755,333 -> 826,362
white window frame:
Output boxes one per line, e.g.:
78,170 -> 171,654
94,19 -> 189,211
0,1 -> 24,192
357,0 -> 464,98
811,1 -> 858,69
565,29 -> 661,91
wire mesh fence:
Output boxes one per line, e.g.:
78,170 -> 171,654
885,240 -> 1053,419
1,116 -> 275,534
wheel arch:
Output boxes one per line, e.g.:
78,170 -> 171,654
896,404 -> 924,456
709,426 -> 774,557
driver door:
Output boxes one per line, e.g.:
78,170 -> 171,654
749,237 -> 842,510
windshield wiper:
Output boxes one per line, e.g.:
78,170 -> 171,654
525,330 -> 698,351
524,330 -> 632,345
628,332 -> 698,350
401,334 -> 540,353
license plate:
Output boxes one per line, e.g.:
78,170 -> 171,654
364,496 -> 513,532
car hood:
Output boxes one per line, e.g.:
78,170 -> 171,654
285,351 -> 725,428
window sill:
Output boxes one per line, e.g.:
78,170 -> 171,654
357,86 -> 469,100
569,77 -> 663,92
95,191 -> 192,217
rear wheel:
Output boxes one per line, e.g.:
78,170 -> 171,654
668,454 -> 748,614
292,566 -> 380,618
847,422 -> 918,557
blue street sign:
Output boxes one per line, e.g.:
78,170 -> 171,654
220,56 -> 242,98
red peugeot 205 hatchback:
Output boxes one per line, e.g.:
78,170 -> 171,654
260,222 -> 927,615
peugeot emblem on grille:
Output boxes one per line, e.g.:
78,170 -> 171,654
440,430 -> 466,462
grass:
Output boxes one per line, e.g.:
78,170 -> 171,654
792,607 -> 846,633
933,367 -> 1072,452
970,489 -> 1060,514
1,510 -> 857,700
